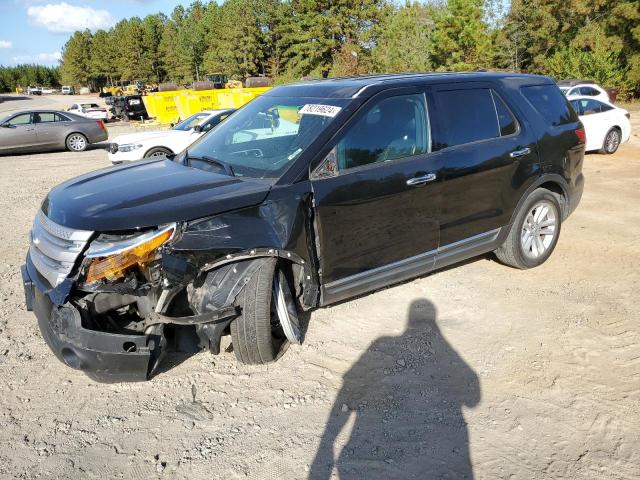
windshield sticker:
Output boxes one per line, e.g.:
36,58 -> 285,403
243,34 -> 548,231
299,104 -> 342,118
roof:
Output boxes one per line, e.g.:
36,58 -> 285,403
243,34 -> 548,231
266,72 -> 553,99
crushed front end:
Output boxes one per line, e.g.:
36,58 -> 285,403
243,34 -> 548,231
21,211 -> 234,382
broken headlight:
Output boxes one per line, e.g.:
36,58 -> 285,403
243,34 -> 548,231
84,224 -> 175,282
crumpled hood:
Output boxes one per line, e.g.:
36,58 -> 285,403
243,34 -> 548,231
41,159 -> 271,231
111,129 -> 190,145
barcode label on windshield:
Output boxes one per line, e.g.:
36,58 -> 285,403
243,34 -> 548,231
299,104 -> 342,117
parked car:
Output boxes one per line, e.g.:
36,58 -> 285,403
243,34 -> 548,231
0,110 -> 108,154
568,96 -> 631,154
27,86 -> 42,96
108,109 -> 235,163
558,80 -> 611,103
21,73 -> 585,382
106,95 -> 149,121
68,103 -> 109,121
61,86 -> 74,95
40,87 -> 54,95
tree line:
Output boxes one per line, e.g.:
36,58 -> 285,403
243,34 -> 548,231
3,0 -> 638,97
0,65 -> 60,93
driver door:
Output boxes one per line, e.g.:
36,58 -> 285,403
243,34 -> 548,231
0,113 -> 36,153
310,88 -> 441,304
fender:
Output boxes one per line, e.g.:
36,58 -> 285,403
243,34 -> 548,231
508,173 -> 570,227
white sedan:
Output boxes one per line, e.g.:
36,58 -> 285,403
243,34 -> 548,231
568,97 -> 631,154
68,103 -> 108,121
560,82 -> 610,103
108,109 -> 235,164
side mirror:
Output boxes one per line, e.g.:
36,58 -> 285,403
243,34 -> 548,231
193,125 -> 203,133
169,122 -> 175,128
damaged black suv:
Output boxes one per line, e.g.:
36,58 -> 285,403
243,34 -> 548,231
22,73 -> 585,381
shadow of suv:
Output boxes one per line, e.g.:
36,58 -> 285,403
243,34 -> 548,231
22,72 -> 585,381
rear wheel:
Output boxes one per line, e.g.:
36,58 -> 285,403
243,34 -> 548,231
66,133 -> 88,152
495,188 -> 562,269
231,258 -> 287,364
601,128 -> 621,154
144,147 -> 172,158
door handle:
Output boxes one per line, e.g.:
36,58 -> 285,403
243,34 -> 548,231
510,147 -> 531,158
406,173 -> 436,186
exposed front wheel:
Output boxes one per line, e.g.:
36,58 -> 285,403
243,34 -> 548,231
495,188 -> 562,269
601,128 -> 621,154
231,258 -> 300,364
66,133 -> 88,152
144,147 -> 172,158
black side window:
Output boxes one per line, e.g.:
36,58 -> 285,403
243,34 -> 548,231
580,86 -> 598,96
337,94 -> 429,170
600,103 -> 614,112
492,92 -> 517,136
433,88 -> 499,149
581,99 -> 602,115
570,100 -> 582,115
56,113 -> 70,122
521,85 -> 578,126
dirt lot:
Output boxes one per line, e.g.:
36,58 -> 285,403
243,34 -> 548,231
0,95 -> 639,479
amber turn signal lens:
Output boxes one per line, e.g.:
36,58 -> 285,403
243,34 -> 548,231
86,228 -> 173,282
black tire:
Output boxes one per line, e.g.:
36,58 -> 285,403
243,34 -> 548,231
65,132 -> 88,152
144,147 -> 172,159
231,258 -> 283,364
600,127 -> 621,154
494,188 -> 562,269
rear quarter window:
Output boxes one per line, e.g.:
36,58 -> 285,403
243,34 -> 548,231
521,85 -> 578,127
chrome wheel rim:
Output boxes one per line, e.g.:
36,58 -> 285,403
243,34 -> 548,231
606,130 -> 620,153
149,150 -> 167,157
68,134 -> 86,151
521,200 -> 557,259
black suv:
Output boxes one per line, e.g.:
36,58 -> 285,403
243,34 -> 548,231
22,73 -> 584,381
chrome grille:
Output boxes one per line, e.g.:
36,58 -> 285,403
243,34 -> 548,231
29,211 -> 93,287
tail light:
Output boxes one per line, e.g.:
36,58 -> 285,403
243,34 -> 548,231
575,127 -> 586,144
96,120 -> 105,130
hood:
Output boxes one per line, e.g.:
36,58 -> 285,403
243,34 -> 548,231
41,159 -> 271,231
112,129 -> 190,145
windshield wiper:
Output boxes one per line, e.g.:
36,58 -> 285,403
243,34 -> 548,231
184,150 -> 235,177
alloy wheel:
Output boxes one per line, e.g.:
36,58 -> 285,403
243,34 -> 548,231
68,134 -> 86,151
521,200 -> 557,259
605,130 -> 620,153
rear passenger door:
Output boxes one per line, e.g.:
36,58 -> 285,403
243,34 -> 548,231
429,83 -> 538,247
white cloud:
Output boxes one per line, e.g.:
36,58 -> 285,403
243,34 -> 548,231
0,40 -> 12,49
27,2 -> 115,33
11,51 -> 62,64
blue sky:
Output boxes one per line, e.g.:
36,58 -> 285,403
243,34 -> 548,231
0,0 -> 194,66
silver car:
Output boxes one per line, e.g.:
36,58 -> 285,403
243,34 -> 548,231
0,110 -> 108,154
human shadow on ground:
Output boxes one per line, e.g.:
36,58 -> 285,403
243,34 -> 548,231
309,299 -> 480,480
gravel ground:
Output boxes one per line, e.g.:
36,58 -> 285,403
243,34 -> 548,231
0,95 -> 639,479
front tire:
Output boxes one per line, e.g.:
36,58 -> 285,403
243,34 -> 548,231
231,258 -> 285,364
66,133 -> 88,152
144,147 -> 172,158
600,128 -> 621,154
495,188 -> 562,269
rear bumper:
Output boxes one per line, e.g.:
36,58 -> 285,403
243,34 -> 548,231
22,260 -> 163,383
567,171 -> 584,217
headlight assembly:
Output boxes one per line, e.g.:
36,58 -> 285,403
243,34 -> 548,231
84,224 -> 175,282
117,143 -> 143,153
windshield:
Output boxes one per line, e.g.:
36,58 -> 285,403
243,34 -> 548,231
185,95 -> 348,179
173,112 -> 211,131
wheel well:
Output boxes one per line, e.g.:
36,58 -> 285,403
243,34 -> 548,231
65,132 -> 86,141
144,146 -> 173,157
539,181 -> 567,218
